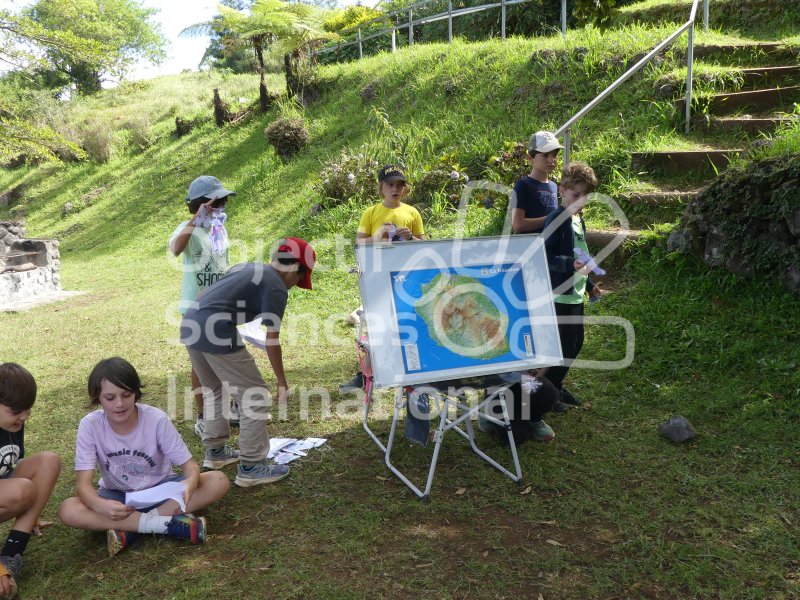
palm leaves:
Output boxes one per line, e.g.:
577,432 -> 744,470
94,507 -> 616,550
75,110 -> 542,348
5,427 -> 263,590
182,0 -> 334,112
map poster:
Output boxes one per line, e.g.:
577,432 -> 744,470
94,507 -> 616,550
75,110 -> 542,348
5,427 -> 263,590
390,263 -> 535,375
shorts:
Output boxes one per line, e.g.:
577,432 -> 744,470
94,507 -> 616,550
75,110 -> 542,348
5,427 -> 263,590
98,474 -> 185,513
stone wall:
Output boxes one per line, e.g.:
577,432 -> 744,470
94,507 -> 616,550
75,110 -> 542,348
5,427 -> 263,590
0,221 -> 26,251
0,221 -> 61,305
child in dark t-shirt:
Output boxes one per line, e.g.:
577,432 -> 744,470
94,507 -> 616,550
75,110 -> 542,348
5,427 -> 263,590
0,363 -> 61,600
510,131 -> 563,234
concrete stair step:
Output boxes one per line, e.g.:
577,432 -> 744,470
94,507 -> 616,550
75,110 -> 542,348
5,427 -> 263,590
677,86 -> 800,116
739,65 -> 800,89
619,189 -> 702,207
707,115 -> 795,134
691,42 -> 798,62
586,229 -> 642,248
631,150 -> 743,174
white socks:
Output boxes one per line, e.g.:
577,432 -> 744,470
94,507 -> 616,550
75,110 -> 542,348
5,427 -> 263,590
137,509 -> 171,534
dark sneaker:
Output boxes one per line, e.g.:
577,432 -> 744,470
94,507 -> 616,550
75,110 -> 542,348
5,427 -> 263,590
203,445 -> 240,469
338,371 -> 364,393
235,461 -> 290,487
560,388 -> 582,406
107,529 -> 139,557
530,420 -> 555,442
551,400 -> 571,414
0,554 -> 22,600
165,515 -> 206,544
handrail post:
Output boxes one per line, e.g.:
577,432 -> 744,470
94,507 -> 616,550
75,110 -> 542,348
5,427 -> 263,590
685,22 -> 695,134
561,0 -> 567,36
408,9 -> 414,46
391,28 -> 396,52
358,28 -> 363,59
703,0 -> 708,32
501,0 -> 506,39
448,0 -> 453,42
563,129 -> 570,170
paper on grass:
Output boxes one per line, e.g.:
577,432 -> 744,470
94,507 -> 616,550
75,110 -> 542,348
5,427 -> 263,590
125,481 -> 186,512
266,437 -> 329,465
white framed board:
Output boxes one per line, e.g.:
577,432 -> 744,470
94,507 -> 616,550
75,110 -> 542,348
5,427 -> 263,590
356,235 -> 563,388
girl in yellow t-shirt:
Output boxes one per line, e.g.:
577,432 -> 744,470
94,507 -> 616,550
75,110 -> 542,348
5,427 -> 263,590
340,166 -> 426,393
355,165 -> 425,243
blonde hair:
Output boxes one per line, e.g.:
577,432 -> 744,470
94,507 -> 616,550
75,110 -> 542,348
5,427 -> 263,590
560,162 -> 598,193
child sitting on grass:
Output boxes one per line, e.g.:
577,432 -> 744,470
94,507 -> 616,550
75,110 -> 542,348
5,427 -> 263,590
59,357 -> 229,557
542,162 -> 604,409
0,363 -> 61,600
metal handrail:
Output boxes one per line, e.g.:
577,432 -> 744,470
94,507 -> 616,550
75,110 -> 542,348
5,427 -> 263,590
316,0 -> 569,57
556,0 -> 708,165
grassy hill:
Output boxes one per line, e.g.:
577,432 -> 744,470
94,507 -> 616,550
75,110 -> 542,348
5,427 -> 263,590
0,1 -> 799,598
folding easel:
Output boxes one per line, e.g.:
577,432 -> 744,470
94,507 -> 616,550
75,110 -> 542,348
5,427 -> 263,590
357,319 -> 524,502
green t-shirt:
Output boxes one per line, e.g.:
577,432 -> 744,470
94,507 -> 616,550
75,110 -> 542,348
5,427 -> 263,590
554,215 -> 588,305
170,220 -> 229,314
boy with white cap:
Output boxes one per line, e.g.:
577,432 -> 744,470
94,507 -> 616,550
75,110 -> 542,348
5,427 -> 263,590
170,176 -> 237,436
510,131 -> 563,235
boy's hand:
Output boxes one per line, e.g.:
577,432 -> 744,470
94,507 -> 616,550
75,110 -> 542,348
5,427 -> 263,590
100,499 -> 135,521
32,518 -> 54,536
277,384 -> 289,405
394,226 -> 412,240
574,259 -> 592,276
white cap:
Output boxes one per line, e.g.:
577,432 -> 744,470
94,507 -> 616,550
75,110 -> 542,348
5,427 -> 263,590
528,131 -> 564,154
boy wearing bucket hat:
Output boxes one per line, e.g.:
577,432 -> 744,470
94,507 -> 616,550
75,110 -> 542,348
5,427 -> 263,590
170,176 -> 237,437
180,238 -> 316,487
510,131 -> 563,235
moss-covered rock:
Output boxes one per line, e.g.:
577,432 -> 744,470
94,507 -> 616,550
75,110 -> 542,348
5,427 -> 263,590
669,154 -> 800,295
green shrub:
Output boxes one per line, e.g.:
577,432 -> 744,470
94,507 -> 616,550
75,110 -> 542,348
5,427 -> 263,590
264,117 -> 310,161
316,149 -> 380,208
80,118 -> 115,163
123,114 -> 154,150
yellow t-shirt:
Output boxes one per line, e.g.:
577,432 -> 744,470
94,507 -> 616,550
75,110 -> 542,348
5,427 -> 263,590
357,202 -> 425,238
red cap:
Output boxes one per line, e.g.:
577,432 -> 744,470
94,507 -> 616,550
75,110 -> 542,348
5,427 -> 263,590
276,237 -> 316,290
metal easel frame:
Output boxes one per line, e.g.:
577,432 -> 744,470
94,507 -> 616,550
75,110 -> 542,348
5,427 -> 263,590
357,319 -> 524,502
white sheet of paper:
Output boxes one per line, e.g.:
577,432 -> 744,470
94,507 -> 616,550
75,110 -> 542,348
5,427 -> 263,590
238,318 -> 266,350
125,481 -> 186,512
266,438 -> 328,463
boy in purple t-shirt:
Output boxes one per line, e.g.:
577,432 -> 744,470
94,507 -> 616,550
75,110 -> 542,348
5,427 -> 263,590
59,358 -> 230,557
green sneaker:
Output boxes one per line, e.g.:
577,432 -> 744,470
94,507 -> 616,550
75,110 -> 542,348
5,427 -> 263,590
530,420 -> 555,442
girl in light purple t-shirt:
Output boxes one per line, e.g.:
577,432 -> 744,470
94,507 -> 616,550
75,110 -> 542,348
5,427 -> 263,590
59,358 -> 230,557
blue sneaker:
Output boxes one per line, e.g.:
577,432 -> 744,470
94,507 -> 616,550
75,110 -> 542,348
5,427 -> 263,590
165,514 -> 206,544
203,445 -> 240,469
235,461 -> 289,487
107,529 -> 139,557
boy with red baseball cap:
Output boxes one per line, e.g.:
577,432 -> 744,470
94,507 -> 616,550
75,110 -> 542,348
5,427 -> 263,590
180,238 -> 315,487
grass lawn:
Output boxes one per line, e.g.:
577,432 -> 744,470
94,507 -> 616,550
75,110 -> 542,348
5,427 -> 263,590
1,5 -> 799,598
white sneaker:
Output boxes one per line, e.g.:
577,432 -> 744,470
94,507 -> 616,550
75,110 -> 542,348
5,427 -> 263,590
194,418 -> 205,437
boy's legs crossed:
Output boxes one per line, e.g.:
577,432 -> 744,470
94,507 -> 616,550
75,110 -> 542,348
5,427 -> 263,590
204,348 -> 271,465
0,452 -> 61,537
187,349 -> 231,450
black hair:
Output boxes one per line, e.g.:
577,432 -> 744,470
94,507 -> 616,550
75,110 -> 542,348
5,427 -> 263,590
0,363 -> 36,412
87,357 -> 144,407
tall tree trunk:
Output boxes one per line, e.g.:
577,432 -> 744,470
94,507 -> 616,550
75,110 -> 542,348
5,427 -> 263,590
254,41 -> 269,112
283,53 -> 294,100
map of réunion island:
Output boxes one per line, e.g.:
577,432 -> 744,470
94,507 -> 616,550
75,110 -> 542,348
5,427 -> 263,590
414,273 -> 510,359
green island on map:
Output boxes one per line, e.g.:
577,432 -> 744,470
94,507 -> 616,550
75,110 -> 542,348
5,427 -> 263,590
414,273 -> 510,360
